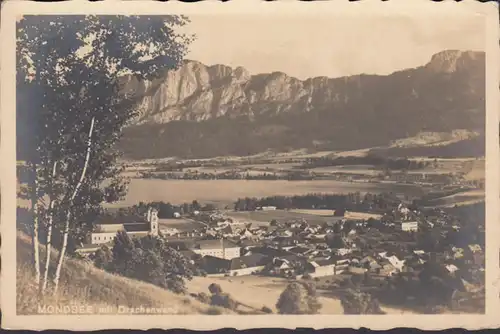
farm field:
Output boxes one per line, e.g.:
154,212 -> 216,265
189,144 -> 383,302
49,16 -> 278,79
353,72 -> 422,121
423,189 -> 485,208
225,210 -> 344,226
106,179 -> 426,209
309,166 -> 381,175
289,209 -> 335,216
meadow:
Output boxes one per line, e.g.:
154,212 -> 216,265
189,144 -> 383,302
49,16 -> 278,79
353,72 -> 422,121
16,232 -> 231,315
186,275 -> 416,315
226,210 -> 345,226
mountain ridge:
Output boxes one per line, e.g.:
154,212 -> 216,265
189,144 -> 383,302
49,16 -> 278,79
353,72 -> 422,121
118,49 -> 485,159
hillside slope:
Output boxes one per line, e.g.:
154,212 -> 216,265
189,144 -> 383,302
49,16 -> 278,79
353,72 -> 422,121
117,50 -> 485,159
16,232 -> 231,315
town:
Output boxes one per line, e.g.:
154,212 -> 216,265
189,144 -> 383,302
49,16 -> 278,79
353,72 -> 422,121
76,191 -> 485,314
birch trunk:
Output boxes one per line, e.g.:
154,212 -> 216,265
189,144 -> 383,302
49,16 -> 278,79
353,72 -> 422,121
30,162 -> 41,287
41,160 -> 58,294
53,117 -> 95,294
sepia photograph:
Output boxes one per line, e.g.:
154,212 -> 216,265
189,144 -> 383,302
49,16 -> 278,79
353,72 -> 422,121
2,0 -> 499,330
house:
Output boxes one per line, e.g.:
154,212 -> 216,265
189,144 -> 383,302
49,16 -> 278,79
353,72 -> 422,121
386,255 -> 405,272
360,256 -> 381,271
378,259 -> 397,276
451,247 -> 464,259
201,255 -> 232,274
271,258 -> 293,276
288,246 -> 312,256
413,250 -> 425,256
377,251 -> 388,259
202,253 -> 272,276
76,207 -> 159,254
161,227 -> 180,236
219,225 -> 241,237
332,257 -> 350,274
468,244 -> 482,254
259,206 -> 277,211
446,264 -> 459,274
228,253 -> 272,276
305,259 -> 336,277
191,239 -> 241,260
400,221 -> 418,232
239,229 -> 255,239
335,248 -> 353,256
250,246 -> 292,258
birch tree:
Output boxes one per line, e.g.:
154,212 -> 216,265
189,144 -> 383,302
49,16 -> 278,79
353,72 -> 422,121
16,15 -> 194,294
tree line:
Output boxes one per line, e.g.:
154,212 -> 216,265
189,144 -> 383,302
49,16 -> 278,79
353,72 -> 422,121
116,200 -> 216,219
301,155 -> 430,170
139,170 -> 315,181
233,192 -> 401,212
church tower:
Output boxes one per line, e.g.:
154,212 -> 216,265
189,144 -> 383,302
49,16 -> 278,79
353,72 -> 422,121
149,208 -> 159,236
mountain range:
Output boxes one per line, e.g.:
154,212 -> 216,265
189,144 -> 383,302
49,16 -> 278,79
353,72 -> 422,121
118,50 -> 485,160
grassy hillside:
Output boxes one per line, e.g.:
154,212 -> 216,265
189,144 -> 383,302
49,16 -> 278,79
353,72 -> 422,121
16,232 -> 231,315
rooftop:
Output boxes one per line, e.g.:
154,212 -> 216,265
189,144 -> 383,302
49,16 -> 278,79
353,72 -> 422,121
194,239 -> 239,250
229,253 -> 271,270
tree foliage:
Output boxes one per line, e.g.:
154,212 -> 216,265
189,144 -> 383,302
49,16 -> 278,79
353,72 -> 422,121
276,281 -> 322,314
17,15 -> 194,293
106,232 -> 193,293
340,288 -> 385,314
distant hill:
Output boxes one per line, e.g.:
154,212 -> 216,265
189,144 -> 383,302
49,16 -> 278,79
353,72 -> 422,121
368,134 -> 485,158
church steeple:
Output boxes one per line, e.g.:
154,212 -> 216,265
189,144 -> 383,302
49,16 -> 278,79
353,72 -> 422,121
148,207 -> 159,236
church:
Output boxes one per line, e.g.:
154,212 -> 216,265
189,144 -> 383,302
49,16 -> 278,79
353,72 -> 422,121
76,207 -> 159,255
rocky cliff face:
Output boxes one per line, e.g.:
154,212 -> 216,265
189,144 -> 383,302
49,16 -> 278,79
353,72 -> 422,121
120,50 -> 484,125
119,50 -> 485,159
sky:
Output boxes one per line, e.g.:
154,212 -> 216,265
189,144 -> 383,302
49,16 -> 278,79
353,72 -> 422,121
180,14 -> 485,80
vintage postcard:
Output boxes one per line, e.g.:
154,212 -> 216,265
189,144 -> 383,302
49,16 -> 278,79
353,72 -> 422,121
1,0 -> 499,330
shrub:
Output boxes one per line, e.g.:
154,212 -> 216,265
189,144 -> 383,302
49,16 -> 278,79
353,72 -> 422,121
208,283 -> 223,295
210,293 -> 238,311
276,281 -> 322,314
340,288 -> 385,314
196,292 -> 212,304
109,232 -> 193,293
92,245 -> 113,270
167,278 -> 187,294
302,273 -> 312,280
261,306 -> 273,314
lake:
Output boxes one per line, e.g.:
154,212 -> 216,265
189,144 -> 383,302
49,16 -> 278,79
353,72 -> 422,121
106,179 -> 427,208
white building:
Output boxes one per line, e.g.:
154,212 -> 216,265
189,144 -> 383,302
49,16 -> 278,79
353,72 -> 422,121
77,208 -> 159,254
191,239 -> 241,260
260,206 -> 277,211
400,221 -> 418,232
